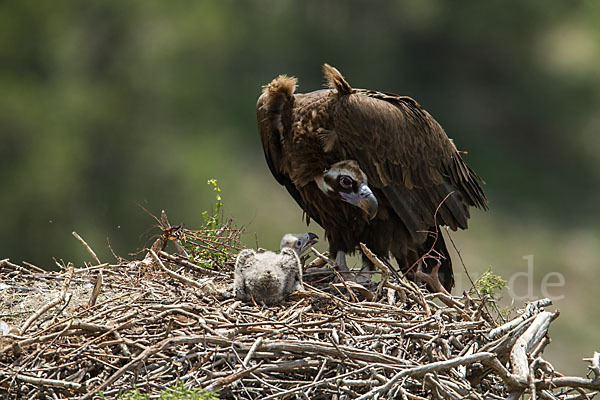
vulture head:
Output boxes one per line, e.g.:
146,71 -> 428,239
280,232 -> 319,255
315,160 -> 378,220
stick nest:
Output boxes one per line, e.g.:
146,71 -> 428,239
0,220 -> 598,400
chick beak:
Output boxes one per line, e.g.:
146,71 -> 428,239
299,232 -> 319,254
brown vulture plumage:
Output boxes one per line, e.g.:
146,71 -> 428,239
256,64 -> 487,292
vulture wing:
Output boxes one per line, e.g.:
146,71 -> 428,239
256,76 -> 317,223
322,65 -> 487,240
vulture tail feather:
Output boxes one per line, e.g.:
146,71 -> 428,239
323,64 -> 352,95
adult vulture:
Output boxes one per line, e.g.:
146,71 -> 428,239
256,64 -> 487,292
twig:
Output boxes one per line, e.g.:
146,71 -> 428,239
356,352 -> 496,400
311,247 -> 360,302
487,298 -> 552,340
2,227 -> 598,400
80,335 -> 211,400
511,311 -> 559,381
584,352 -> 600,380
6,373 -> 82,391
72,231 -> 101,265
150,249 -> 205,289
19,263 -> 74,335
243,336 -> 264,367
446,231 -> 498,325
261,365 -> 374,400
361,243 -> 431,317
88,270 -> 103,307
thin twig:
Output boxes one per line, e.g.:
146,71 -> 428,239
72,231 -> 101,265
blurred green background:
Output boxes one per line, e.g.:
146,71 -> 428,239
1,1 -> 598,374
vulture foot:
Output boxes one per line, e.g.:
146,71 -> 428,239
410,262 -> 451,296
335,251 -> 349,272
335,251 -> 355,281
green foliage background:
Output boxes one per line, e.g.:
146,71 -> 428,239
1,1 -> 599,374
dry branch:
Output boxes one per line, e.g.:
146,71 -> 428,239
0,226 -> 598,400
72,231 -> 101,265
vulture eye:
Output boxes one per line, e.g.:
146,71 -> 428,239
295,240 -> 302,248
339,176 -> 353,189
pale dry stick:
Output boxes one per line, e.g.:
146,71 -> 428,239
243,336 -> 264,367
112,330 -> 132,358
424,372 -> 461,399
304,359 -> 327,398
204,364 -> 264,392
480,315 -> 536,356
146,307 -> 225,337
530,337 -> 551,359
80,335 -> 213,400
6,373 -> 82,391
584,352 -> 600,380
531,357 -> 554,383
537,391 -> 562,400
72,231 -> 101,265
532,375 -> 600,391
496,310 -> 559,399
360,243 -> 431,317
397,386 -> 429,400
328,333 -> 351,361
150,249 -> 205,289
21,261 -> 48,274
247,370 -> 285,395
6,319 -> 75,396
529,361 -> 538,400
64,314 -> 137,359
510,311 -> 559,381
159,250 -> 226,277
19,263 -> 74,335
504,392 -> 523,400
1,259 -> 35,276
424,292 -> 467,310
261,364 -> 374,400
360,243 -> 390,299
424,291 -> 473,321
73,263 -> 109,274
311,247 -> 360,302
481,355 -> 521,388
487,298 -> 552,340
338,379 -> 380,387
249,360 -> 323,374
88,270 -> 103,307
251,338 -> 409,365
355,352 -> 496,400
487,364 -> 600,397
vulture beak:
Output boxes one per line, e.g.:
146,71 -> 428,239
341,183 -> 378,220
298,232 -> 319,254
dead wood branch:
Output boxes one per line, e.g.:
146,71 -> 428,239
0,223 -> 597,400
72,231 -> 101,265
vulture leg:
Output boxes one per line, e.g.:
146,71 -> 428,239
394,228 -> 454,294
396,258 -> 454,295
335,251 -> 349,272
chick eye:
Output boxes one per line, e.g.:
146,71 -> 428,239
295,240 -> 302,247
339,176 -> 353,189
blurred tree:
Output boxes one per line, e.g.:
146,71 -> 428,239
0,0 -> 598,264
